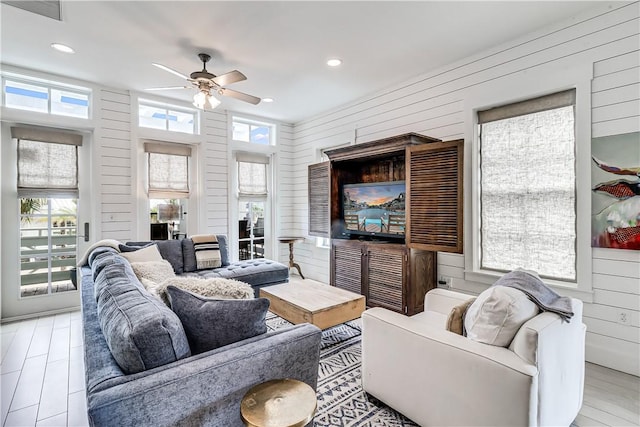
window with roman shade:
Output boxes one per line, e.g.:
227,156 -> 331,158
13,126 -> 83,197
144,141 -> 192,199
237,152 -> 269,196
478,89 -> 576,282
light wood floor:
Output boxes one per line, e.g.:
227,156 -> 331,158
1,309 -> 638,427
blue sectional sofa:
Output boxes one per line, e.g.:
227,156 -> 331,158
125,235 -> 290,296
80,245 -> 322,427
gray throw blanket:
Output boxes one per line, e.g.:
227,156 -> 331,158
493,270 -> 574,322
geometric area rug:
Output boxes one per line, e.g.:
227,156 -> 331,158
266,313 -> 419,426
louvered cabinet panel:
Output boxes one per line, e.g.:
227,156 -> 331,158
308,162 -> 330,237
366,248 -> 405,312
331,242 -> 362,294
407,139 -> 463,253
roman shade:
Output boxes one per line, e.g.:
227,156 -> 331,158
13,126 -> 83,197
478,90 -> 576,281
237,152 -> 269,196
144,141 -> 192,199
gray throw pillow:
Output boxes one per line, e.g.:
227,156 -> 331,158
166,285 -> 269,354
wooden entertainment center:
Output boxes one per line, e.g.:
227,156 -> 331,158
310,133 -> 463,315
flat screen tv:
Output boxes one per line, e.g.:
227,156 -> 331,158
341,181 -> 406,240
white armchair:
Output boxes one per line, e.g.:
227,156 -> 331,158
361,288 -> 586,427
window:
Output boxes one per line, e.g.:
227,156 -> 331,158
236,152 -> 270,260
145,141 -> 192,239
478,89 -> 576,282
2,75 -> 90,118
139,100 -> 197,134
13,126 -> 83,297
232,117 -> 274,145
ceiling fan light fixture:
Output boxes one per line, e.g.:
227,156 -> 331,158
262,98 -> 274,103
193,90 -> 221,110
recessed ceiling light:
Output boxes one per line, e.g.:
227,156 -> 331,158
327,58 -> 342,67
262,98 -> 274,103
51,43 -> 74,54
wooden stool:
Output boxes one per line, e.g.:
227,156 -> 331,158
240,379 -> 317,427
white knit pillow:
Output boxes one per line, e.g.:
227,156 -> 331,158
130,260 -> 176,284
121,244 -> 163,263
464,286 -> 539,347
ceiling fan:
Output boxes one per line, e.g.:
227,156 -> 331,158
147,53 -> 261,109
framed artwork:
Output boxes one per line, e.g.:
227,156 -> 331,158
591,132 -> 640,250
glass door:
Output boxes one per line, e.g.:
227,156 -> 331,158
238,201 -> 265,260
19,198 -> 78,297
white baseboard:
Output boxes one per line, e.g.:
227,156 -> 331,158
1,305 -> 80,324
586,338 -> 640,377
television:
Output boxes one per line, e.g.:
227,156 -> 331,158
341,181 -> 406,240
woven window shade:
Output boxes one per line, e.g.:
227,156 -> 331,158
479,103 -> 576,281
14,125 -> 82,198
237,153 -> 269,196
308,162 -> 330,237
407,140 -> 463,253
145,141 -> 191,199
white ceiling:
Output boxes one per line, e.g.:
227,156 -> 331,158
1,1 -> 605,123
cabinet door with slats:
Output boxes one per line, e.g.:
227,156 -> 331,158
331,242 -> 362,295
407,139 -> 463,253
366,247 -> 405,313
308,162 -> 330,237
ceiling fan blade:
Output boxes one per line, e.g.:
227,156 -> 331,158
219,88 -> 261,105
152,63 -> 189,80
212,70 -> 247,87
145,86 -> 191,91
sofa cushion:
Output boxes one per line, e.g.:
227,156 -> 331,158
94,262 -> 191,374
166,285 -> 269,354
182,235 -> 229,272
445,297 -> 476,335
183,258 -> 288,288
464,286 -> 539,347
124,240 -> 185,274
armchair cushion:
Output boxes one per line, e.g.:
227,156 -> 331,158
465,286 -> 539,347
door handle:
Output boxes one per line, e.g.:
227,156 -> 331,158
83,222 -> 89,242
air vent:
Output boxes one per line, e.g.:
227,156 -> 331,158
2,1 -> 61,21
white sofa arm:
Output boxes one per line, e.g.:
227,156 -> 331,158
424,288 -> 475,315
362,307 -> 538,426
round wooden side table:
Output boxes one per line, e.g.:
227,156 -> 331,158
240,378 -> 317,427
278,237 -> 305,279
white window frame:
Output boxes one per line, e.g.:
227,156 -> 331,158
1,72 -> 92,119
138,98 -> 198,135
231,115 -> 276,146
463,65 -> 593,301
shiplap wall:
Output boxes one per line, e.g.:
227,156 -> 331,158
201,110 -> 229,235
286,2 -> 640,375
98,89 -> 134,242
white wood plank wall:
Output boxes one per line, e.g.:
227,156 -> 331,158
201,110 -> 230,235
287,2 -> 640,375
97,89 -> 134,242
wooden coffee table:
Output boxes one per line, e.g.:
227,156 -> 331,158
260,281 -> 365,330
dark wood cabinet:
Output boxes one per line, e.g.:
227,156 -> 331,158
314,132 -> 463,315
331,240 -> 435,315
